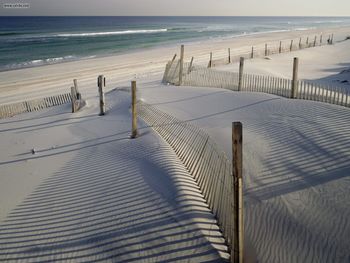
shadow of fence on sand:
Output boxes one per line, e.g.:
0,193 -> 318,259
0,94 -> 229,262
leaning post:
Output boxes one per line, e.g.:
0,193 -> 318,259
188,57 -> 194,74
291,57 -> 299,99
290,40 -> 293,51
251,46 -> 254,58
179,45 -> 185,86
314,36 -> 317,47
232,122 -> 244,263
131,81 -> 138,139
265,43 -> 268,56
98,75 -> 106,115
238,57 -> 244,91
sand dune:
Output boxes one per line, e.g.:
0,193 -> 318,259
0,91 -> 229,262
139,83 -> 350,263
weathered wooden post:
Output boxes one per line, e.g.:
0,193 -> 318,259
131,80 -> 138,139
320,35 -> 323,45
290,40 -> 293,51
171,53 -> 177,62
251,46 -> 254,58
208,52 -> 213,68
228,48 -> 231,64
179,45 -> 185,85
265,43 -> 268,56
306,37 -> 309,46
162,54 -> 177,83
188,57 -> 194,74
232,122 -> 244,263
238,57 -> 244,91
98,75 -> 106,115
279,41 -> 282,53
291,57 -> 299,99
314,36 -> 317,47
71,86 -> 76,113
331,33 -> 334,44
299,37 -> 302,49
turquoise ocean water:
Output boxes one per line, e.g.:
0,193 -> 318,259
0,16 -> 350,71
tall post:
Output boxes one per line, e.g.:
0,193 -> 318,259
131,81 -> 138,139
265,43 -> 268,56
232,122 -> 244,263
71,86 -> 76,113
238,57 -> 244,91
314,36 -> 317,47
73,79 -> 78,93
291,57 -> 299,99
290,40 -> 293,51
299,37 -> 302,49
209,52 -> 213,68
320,35 -> 323,44
73,79 -> 81,100
98,75 -> 105,116
279,41 -> 282,53
188,57 -> 194,74
251,46 -> 254,58
228,48 -> 231,64
179,45 -> 185,85
331,33 -> 334,44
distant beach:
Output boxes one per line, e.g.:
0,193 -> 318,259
1,16 -> 350,71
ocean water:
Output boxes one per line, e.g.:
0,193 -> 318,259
1,16 -> 350,71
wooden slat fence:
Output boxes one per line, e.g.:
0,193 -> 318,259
138,101 -> 235,252
207,34 -> 330,68
0,93 -> 72,119
163,62 -> 350,108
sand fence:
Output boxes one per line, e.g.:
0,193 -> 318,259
163,42 -> 349,109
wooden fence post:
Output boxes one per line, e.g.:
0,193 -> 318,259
279,41 -> 282,53
306,37 -> 309,46
162,54 -> 177,83
131,81 -> 138,139
228,48 -> 231,64
74,79 -> 79,93
98,75 -> 106,115
188,57 -> 194,74
209,52 -> 213,68
290,40 -> 293,51
265,43 -> 268,56
314,36 -> 317,47
331,34 -> 334,44
251,46 -> 254,58
320,35 -> 323,45
299,37 -> 302,49
71,86 -> 76,113
232,122 -> 244,263
291,57 -> 299,99
179,45 -> 185,85
238,57 -> 244,91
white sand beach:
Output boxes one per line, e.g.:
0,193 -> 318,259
1,25 -> 350,262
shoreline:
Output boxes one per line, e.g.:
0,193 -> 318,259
1,24 -> 349,74
0,25 -> 349,104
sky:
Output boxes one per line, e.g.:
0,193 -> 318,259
0,0 -> 350,16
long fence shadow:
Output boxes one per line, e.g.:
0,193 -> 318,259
0,92 -> 229,262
